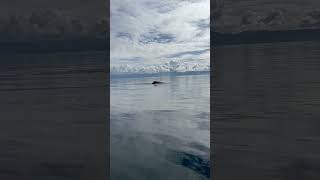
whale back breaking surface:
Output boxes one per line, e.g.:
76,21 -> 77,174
152,81 -> 165,84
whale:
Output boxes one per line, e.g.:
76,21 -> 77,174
152,81 -> 164,84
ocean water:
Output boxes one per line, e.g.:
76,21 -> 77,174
110,74 -> 210,180
213,41 -> 320,179
0,51 -> 107,179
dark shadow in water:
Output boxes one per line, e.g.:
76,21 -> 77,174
167,150 -> 210,179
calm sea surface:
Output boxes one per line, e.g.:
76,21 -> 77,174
111,74 -> 210,180
0,51 -> 107,179
213,41 -> 320,180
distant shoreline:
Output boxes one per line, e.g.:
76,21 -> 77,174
213,28 -> 320,46
0,39 -> 108,54
111,71 -> 210,79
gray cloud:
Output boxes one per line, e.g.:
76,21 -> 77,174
167,49 -> 210,58
144,1 -> 178,14
214,0 -> 320,33
116,32 -> 133,41
301,9 -> 320,28
192,18 -> 210,30
139,30 -> 175,44
0,9 -> 107,41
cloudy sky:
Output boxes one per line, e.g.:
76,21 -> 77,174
110,0 -> 210,74
213,0 -> 320,33
0,0 -> 107,41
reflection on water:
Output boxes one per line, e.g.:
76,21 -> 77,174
111,74 -> 210,180
213,41 -> 320,179
0,51 -> 107,179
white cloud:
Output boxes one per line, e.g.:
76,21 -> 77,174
111,0 -> 210,74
